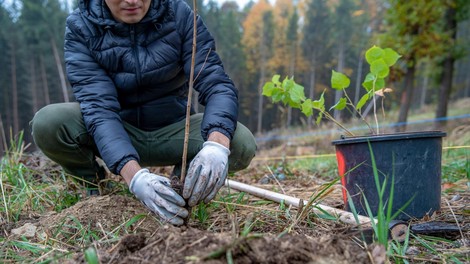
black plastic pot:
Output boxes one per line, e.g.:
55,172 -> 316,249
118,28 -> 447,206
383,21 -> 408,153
332,131 -> 446,220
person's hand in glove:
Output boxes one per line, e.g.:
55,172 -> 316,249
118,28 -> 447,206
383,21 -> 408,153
130,168 -> 189,226
183,141 -> 230,207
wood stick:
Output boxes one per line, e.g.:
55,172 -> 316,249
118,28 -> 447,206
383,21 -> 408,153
180,0 -> 198,183
225,179 -> 374,226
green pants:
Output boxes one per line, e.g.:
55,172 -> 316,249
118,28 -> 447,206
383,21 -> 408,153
30,103 -> 256,182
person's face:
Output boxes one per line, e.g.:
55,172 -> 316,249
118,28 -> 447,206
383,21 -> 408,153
104,0 -> 151,24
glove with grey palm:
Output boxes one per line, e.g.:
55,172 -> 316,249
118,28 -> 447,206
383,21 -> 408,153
183,141 -> 230,207
130,169 -> 189,226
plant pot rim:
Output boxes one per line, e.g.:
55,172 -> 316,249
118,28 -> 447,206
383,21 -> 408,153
331,130 -> 447,145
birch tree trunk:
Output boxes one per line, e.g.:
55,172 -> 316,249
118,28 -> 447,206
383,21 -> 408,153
307,52 -> 317,129
30,57 -> 38,113
11,41 -> 19,135
256,35 -> 267,134
39,55 -> 51,106
396,62 -> 416,132
286,41 -> 296,129
333,42 -> 345,120
50,37 -> 69,103
419,68 -> 429,109
354,52 -> 364,106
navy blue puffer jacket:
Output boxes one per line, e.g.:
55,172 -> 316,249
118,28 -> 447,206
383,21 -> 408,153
64,0 -> 238,175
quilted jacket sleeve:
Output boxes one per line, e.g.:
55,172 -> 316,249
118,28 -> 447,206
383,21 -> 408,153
176,1 -> 239,141
64,13 -> 139,175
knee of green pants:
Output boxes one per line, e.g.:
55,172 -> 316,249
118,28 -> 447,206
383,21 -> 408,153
31,103 -> 82,153
229,123 -> 257,172
30,103 -> 99,181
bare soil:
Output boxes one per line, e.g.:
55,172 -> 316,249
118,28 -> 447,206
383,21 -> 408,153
36,193 -> 369,264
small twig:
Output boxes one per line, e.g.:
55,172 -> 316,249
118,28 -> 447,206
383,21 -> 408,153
97,222 -> 109,241
445,198 -> 467,246
139,236 -> 164,252
107,240 -> 122,254
343,90 -> 374,134
194,48 -> 212,82
266,166 -> 286,194
201,234 -> 262,261
0,163 -> 9,223
207,215 -> 221,231
390,254 -> 442,263
372,78 -> 379,134
211,200 -> 282,212
163,232 -> 175,261
322,111 -> 355,136
175,235 -> 208,254
0,117 -> 7,152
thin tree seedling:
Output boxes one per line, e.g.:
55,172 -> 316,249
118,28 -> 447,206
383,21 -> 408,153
179,0 -> 199,184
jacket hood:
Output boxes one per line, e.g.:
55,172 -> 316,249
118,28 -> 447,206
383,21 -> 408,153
78,0 -> 167,26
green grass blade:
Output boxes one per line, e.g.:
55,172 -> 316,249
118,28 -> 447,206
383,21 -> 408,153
84,246 -> 99,264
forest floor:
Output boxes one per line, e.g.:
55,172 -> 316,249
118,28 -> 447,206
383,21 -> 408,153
1,100 -> 470,263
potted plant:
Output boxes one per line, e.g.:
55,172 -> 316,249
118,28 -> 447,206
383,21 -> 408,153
263,46 -> 446,220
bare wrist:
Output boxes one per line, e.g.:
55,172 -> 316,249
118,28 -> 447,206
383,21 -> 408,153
207,131 -> 230,149
120,160 -> 142,185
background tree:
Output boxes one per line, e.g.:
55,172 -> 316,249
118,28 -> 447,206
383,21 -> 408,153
434,0 -> 470,129
217,2 -> 250,127
242,0 -> 274,133
332,0 -> 354,120
266,0 -> 296,129
0,3 -> 14,144
381,0 -> 450,132
301,0 -> 331,128
284,7 -> 300,128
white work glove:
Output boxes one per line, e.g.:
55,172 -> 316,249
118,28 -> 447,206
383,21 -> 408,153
130,169 -> 189,226
183,141 -> 230,207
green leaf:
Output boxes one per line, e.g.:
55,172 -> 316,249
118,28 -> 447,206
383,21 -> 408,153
374,78 -> 385,90
282,77 -> 295,91
286,98 -> 301,109
331,70 -> 350,90
271,89 -> 284,103
262,82 -> 275,96
301,99 -> 314,116
312,91 -> 325,111
272,74 -> 281,84
125,214 -> 146,229
315,112 -> 323,125
356,93 -> 370,110
362,75 -> 385,92
365,46 -> 384,64
84,246 -> 99,264
383,48 -> 401,66
362,73 -> 375,91
370,59 -> 389,78
330,97 -> 347,111
289,82 -> 306,104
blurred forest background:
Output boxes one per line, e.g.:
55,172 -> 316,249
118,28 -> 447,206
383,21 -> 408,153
0,0 -> 469,154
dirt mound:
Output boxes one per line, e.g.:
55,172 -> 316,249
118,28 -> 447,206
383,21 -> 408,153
39,195 -> 161,240
35,195 -> 368,263
68,225 -> 368,264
